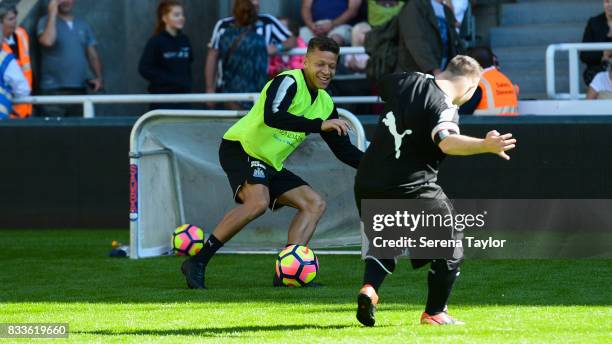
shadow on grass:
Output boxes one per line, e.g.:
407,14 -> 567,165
75,324 -> 364,337
2,260 -> 612,306
1,228 -> 610,306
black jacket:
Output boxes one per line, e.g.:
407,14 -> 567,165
397,0 -> 463,74
580,13 -> 612,84
139,31 -> 193,93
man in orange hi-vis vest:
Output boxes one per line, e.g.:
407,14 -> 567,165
0,5 -> 32,118
460,47 -> 519,116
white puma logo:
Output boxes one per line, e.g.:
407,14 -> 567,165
382,111 -> 412,159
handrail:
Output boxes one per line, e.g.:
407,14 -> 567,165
546,42 -> 612,100
12,46 -> 373,118
13,93 -> 381,118
286,46 -> 365,56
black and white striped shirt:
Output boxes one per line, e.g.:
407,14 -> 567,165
208,14 -> 291,49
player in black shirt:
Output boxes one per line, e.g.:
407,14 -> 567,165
355,56 -> 517,326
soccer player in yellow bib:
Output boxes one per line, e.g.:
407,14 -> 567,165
181,36 -> 363,289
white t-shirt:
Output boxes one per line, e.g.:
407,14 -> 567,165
589,71 -> 612,93
430,0 -> 445,20
452,0 -> 469,25
3,58 -> 31,97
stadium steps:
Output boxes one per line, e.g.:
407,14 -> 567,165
500,2 -> 601,26
494,46 -> 573,97
491,24 -> 585,48
489,0 -> 601,98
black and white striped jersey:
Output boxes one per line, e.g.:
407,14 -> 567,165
208,14 -> 291,49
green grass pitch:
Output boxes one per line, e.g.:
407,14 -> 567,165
1,229 -> 610,343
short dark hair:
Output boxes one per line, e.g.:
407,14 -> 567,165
445,55 -> 483,78
0,5 -> 17,21
307,36 -> 340,56
233,0 -> 257,27
467,47 -> 495,69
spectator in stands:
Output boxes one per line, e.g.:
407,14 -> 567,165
1,5 -> 32,118
268,17 -> 306,78
205,0 -> 295,110
139,0 -> 192,110
460,46 -> 518,115
37,0 -> 103,117
0,46 -> 30,119
367,0 -> 405,27
344,22 -> 371,72
587,59 -> 612,99
580,0 -> 612,85
300,0 -> 362,45
448,0 -> 471,29
397,0 -> 463,76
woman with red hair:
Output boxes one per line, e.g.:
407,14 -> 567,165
139,0 -> 193,110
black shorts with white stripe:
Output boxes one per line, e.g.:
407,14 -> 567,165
218,139 -> 308,210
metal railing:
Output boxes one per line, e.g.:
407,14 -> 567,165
546,42 -> 612,100
12,46 -> 376,118
13,93 -> 381,118
286,46 -> 365,56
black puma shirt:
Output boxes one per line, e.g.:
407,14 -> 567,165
355,72 -> 460,192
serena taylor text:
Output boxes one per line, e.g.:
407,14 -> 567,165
372,237 -> 507,250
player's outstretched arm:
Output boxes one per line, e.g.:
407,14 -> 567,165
438,130 -> 517,160
321,118 -> 350,136
320,109 -> 363,168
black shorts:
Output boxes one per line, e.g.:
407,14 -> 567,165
218,139 -> 308,210
355,182 -> 464,270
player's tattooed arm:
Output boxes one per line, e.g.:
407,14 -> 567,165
438,130 -> 517,160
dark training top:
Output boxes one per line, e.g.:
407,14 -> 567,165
139,31 -> 193,94
262,70 -> 363,169
356,72 -> 460,192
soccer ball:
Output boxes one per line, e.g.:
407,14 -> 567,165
172,224 -> 204,256
275,245 -> 319,287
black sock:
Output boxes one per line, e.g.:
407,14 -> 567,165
425,260 -> 459,315
363,258 -> 396,292
193,234 -> 223,266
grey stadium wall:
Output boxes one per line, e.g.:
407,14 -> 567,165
0,115 -> 611,229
